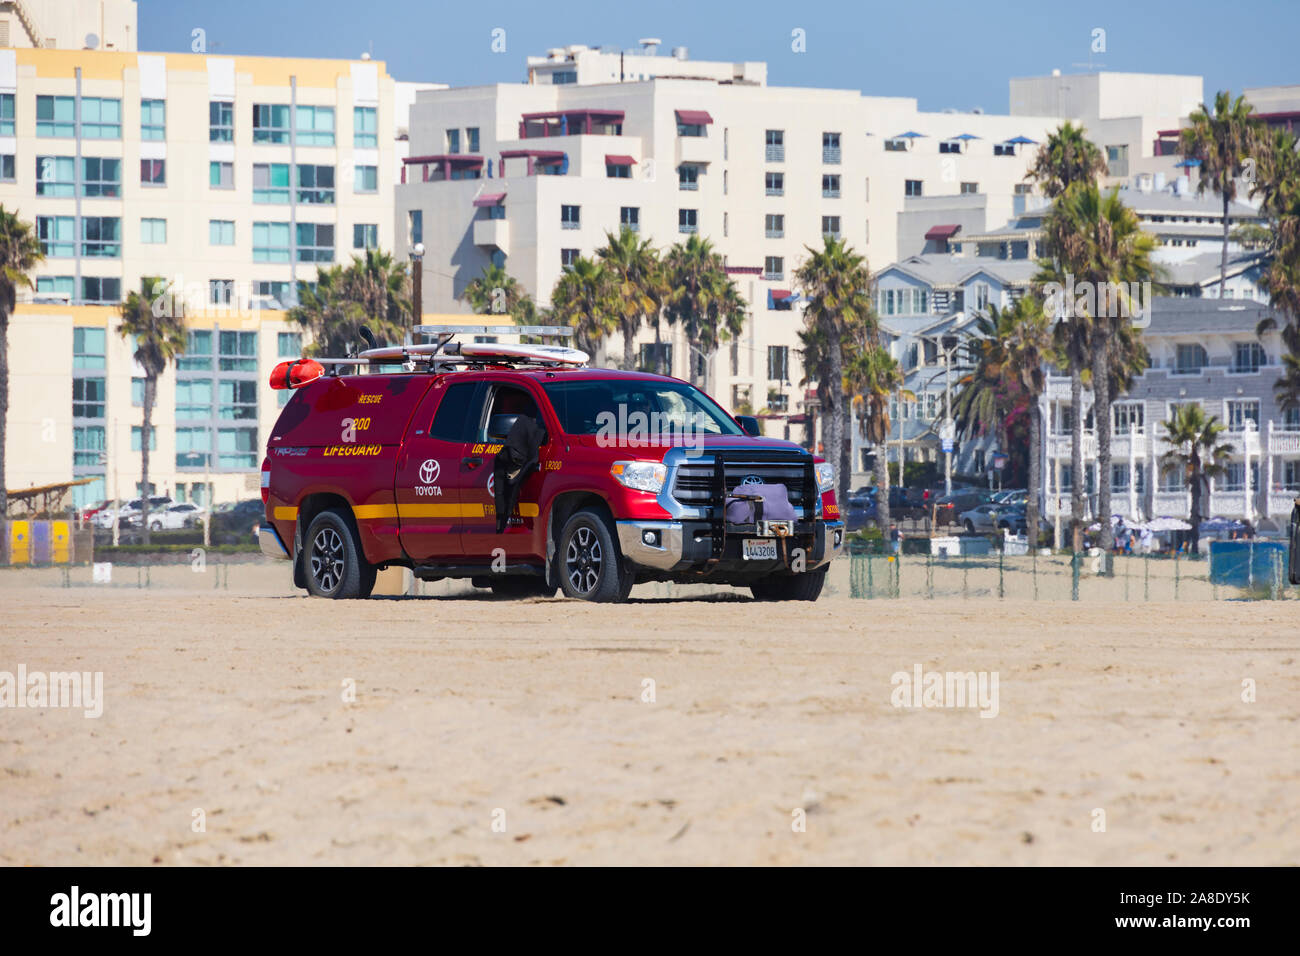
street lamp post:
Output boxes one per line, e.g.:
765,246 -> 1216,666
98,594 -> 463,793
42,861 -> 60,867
408,242 -> 425,345
920,333 -> 962,498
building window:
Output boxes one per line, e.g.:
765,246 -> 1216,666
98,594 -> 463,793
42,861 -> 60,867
278,332 -> 303,358
209,220 -> 235,246
606,161 -> 630,179
1234,341 -> 1266,373
295,164 -> 335,204
767,345 -> 790,381
1014,182 -> 1033,195
208,280 -> 234,306
560,248 -> 579,269
639,343 -> 672,372
353,106 -> 377,148
960,181 -> 979,194
1174,343 -> 1208,375
677,121 -> 705,138
295,105 -> 335,146
560,204 -> 581,229
822,131 -> 841,164
141,98 -> 166,140
765,129 -> 784,162
296,223 -> 334,262
551,70 -> 577,85
37,216 -> 75,257
620,206 -> 640,232
253,163 -> 290,202
354,165 -> 378,193
37,276 -> 75,300
822,173 -> 840,198
446,128 -> 460,154
209,100 -> 234,142
1284,460 -> 1300,488
885,138 -> 908,152
81,277 -> 121,304
994,143 -> 1016,157
140,158 -> 166,186
255,281 -> 294,308
130,426 -> 158,452
765,213 -> 784,238
1113,402 -> 1145,433
0,153 -> 12,181
678,164 -> 700,190
0,92 -> 13,136
210,161 -> 233,189
723,211 -> 728,237
80,97 -> 122,138
36,95 -> 75,137
1227,399 -> 1260,430
822,216 -> 841,239
175,427 -> 212,469
408,210 -> 423,245
219,379 -> 258,418
219,331 -> 258,372
760,171 -> 781,196
218,428 -> 259,469
81,217 -> 121,258
179,331 -> 214,371
764,256 -> 784,281
353,223 -> 379,249
73,377 -> 106,419
905,179 -> 923,197
252,221 -> 291,262
253,103 -> 291,144
466,127 -> 480,153
679,209 -> 698,234
74,425 -> 107,466
73,327 -> 107,370
176,379 -> 213,418
81,157 -> 123,196
36,156 -> 75,196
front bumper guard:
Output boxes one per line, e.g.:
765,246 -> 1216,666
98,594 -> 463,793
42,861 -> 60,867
617,518 -> 845,572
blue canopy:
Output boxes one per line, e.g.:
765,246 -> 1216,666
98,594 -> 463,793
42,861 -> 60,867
1004,135 -> 1037,145
892,131 -> 926,138
951,133 -> 981,140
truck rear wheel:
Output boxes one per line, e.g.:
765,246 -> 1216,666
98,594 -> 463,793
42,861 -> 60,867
304,508 -> 375,599
557,508 -> 633,602
750,566 -> 827,602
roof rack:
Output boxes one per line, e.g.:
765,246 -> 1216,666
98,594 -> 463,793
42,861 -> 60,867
310,324 -> 587,376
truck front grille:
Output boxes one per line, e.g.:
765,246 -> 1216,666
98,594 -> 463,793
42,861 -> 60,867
671,452 -> 816,513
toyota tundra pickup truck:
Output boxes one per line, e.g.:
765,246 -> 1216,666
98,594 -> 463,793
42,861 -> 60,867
259,334 -> 844,602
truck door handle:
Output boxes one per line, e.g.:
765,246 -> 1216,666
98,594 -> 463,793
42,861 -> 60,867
462,456 -> 483,469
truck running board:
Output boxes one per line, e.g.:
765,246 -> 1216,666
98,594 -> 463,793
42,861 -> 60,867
413,563 -> 546,581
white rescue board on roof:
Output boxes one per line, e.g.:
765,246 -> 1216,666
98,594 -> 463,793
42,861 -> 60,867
358,342 -> 589,365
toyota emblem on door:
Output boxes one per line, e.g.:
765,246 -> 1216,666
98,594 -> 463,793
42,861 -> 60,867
419,459 -> 440,484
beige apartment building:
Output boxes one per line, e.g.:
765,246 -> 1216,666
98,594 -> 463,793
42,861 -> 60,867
0,43 -> 400,507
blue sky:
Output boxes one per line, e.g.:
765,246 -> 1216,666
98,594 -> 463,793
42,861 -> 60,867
138,0 -> 1297,112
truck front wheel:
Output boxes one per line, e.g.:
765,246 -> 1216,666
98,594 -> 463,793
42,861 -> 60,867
750,566 -> 827,602
304,508 -> 376,599
557,508 -> 633,602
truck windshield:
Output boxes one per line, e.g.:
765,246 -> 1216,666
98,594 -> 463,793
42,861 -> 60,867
542,379 -> 744,438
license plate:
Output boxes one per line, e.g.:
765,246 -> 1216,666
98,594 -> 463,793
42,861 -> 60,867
743,538 -> 779,560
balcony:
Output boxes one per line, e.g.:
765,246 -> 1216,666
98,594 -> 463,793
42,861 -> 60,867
822,147 -> 841,164
1047,432 -> 1097,459
763,271 -> 784,282
822,187 -> 841,198
676,135 -> 715,167
766,144 -> 785,162
765,228 -> 784,239
765,186 -> 783,196
473,218 -> 509,252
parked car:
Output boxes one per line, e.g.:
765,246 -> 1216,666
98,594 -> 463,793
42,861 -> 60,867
848,485 -> 923,519
210,499 -> 265,538
993,504 -> 1051,537
932,490 -> 994,527
844,497 -> 873,531
958,501 -> 1004,534
144,502 -> 207,531
95,495 -> 173,529
990,488 -> 1027,506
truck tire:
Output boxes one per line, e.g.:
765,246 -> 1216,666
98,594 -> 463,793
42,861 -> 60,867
304,508 -> 375,599
557,508 -> 633,602
750,566 -> 827,602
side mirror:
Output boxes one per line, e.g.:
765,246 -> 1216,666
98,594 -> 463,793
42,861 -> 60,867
487,413 -> 520,441
736,414 -> 762,437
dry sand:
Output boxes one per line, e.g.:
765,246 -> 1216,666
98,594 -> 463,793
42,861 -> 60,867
1,559 -> 1297,866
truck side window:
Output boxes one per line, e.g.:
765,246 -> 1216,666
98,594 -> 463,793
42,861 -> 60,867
428,383 -> 480,442
480,385 -> 543,441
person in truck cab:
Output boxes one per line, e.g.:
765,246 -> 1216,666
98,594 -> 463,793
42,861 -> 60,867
259,329 -> 844,603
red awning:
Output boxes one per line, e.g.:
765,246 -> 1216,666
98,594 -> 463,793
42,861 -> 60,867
925,224 -> 961,240
675,109 -> 714,125
771,288 -> 792,300
604,154 -> 637,166
472,193 -> 506,207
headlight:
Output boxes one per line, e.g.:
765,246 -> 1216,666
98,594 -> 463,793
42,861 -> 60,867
815,461 -> 835,493
611,460 -> 667,494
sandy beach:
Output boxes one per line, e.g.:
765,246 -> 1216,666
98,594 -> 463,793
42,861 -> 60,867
1,560 -> 1297,866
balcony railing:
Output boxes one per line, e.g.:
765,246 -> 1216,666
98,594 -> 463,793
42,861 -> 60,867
765,145 -> 784,162
560,220 -> 580,230
765,186 -> 783,196
765,228 -> 784,239
679,223 -> 698,234
822,147 -> 841,164
763,271 -> 784,281
679,181 -> 698,191
822,188 -> 841,198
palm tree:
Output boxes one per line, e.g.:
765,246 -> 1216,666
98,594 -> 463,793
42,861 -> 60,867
290,266 -> 366,358
1042,184 -> 1157,551
662,235 -> 745,386
1159,404 -> 1234,555
338,248 -> 413,335
1180,92 -> 1263,297
117,277 -> 186,545
794,236 -> 876,501
461,262 -> 537,326
549,256 -> 617,358
952,310 -> 1014,453
1025,121 -> 1108,199
1002,296 -> 1055,544
0,207 -> 43,517
845,344 -> 904,532
597,228 -> 667,373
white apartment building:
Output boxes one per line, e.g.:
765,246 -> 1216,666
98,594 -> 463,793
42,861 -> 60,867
1,0 -> 138,52
397,46 -> 1207,442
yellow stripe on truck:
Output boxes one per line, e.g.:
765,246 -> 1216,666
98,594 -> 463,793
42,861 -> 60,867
348,503 -> 540,519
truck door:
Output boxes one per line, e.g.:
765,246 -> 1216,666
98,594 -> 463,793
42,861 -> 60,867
396,380 -> 482,562
460,381 -> 552,561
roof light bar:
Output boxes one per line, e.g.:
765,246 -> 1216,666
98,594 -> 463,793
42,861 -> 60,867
413,324 -> 574,338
